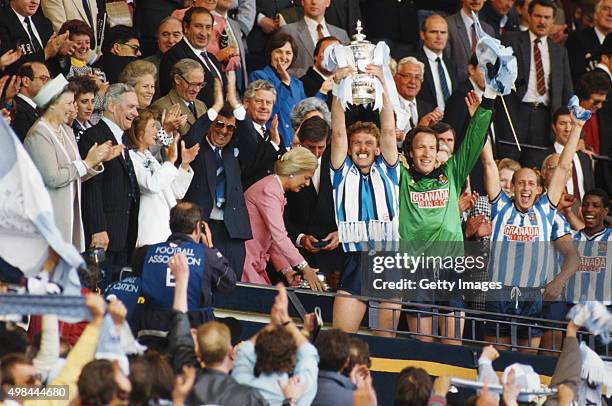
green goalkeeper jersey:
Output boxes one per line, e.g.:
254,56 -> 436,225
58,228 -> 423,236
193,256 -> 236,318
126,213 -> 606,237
399,105 -> 493,244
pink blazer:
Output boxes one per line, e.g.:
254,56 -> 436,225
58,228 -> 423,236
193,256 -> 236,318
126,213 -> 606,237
242,175 -> 305,284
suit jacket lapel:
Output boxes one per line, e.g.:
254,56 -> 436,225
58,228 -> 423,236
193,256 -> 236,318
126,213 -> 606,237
9,10 -> 29,42
520,31 -> 531,79
68,0 -> 88,25
101,120 -> 130,175
417,49 -> 435,102
169,89 -> 195,124
453,14 -> 471,59
297,19 -> 315,57
204,145 -> 217,201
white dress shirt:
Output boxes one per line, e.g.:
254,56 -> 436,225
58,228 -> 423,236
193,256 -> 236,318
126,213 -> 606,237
101,116 -> 125,147
184,37 -> 224,82
595,26 -> 606,44
553,142 -> 585,198
399,94 -> 419,133
252,121 -> 280,150
522,31 -> 551,105
16,93 -> 37,109
595,63 -> 612,81
304,16 -> 330,46
423,46 -> 452,111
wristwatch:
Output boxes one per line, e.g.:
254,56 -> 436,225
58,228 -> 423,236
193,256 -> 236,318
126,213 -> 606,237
295,261 -> 307,271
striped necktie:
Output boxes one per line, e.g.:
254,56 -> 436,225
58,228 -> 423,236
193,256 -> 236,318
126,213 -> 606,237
24,17 -> 42,53
436,57 -> 451,101
533,38 -> 546,95
214,147 -> 226,208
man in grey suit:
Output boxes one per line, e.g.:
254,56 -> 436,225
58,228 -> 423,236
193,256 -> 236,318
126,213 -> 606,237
445,0 -> 496,84
279,0 -> 350,77
500,0 -> 573,168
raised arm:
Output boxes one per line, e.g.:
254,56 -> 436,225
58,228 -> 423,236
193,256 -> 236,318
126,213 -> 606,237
481,138 -> 501,201
366,64 -> 398,165
330,95 -> 348,170
329,67 -> 354,170
548,111 -> 585,206
182,79 -> 223,147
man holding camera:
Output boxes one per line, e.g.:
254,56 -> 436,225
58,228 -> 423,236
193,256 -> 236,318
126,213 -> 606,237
130,202 -> 237,345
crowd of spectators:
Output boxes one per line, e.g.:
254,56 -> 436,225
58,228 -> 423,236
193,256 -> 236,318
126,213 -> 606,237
1,0 -> 612,404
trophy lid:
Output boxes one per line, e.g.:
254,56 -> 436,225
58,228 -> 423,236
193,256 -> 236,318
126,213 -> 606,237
350,20 -> 371,45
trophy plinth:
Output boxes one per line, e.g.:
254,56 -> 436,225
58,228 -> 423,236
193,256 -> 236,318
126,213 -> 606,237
347,20 -> 376,105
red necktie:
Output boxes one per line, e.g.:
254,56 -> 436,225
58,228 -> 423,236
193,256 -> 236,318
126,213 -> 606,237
470,23 -> 477,55
317,24 -> 325,41
534,38 -> 546,95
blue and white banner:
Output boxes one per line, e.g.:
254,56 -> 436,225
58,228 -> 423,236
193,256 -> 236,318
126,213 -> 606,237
0,118 -> 82,295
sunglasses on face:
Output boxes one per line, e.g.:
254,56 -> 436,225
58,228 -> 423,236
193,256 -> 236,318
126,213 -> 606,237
214,120 -> 236,132
122,43 -> 141,53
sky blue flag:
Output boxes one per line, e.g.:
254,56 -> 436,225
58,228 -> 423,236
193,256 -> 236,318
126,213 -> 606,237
0,117 -> 82,296
471,11 -> 518,96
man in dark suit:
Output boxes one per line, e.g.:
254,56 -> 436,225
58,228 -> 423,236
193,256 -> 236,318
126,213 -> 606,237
134,0 -> 183,56
242,79 -> 286,189
545,107 -> 595,199
324,0 -> 361,36
79,83 -> 140,272
414,14 -> 459,112
479,0 -> 520,37
393,57 -> 439,136
501,0 -> 573,168
93,25 -> 140,85
300,36 -> 338,98
181,73 -> 261,279
0,0 -> 75,75
445,0 -> 496,83
591,39 -> 612,196
159,7 -> 226,108
565,0 -> 612,86
12,61 -> 49,141
284,116 -> 345,287
279,0 -> 350,77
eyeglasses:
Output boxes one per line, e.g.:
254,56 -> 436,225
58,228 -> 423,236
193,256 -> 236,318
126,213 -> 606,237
179,73 -> 205,89
396,73 -> 423,82
121,43 -> 141,53
33,75 -> 50,83
214,120 -> 236,132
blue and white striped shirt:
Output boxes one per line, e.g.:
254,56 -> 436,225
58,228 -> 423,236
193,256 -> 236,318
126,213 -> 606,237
545,211 -> 572,285
566,228 -> 611,304
331,156 -> 400,252
488,192 -> 568,287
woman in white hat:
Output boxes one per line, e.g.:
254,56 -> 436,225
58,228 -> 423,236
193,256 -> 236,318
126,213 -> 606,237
24,74 -> 118,252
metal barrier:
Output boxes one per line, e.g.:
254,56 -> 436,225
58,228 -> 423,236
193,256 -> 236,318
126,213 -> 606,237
234,283 -> 611,358
1,284 -> 609,358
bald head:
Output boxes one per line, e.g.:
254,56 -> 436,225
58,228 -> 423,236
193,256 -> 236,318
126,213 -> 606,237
420,15 -> 449,53
512,167 -> 541,210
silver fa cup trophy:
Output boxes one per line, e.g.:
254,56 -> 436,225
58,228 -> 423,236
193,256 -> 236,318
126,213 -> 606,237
347,20 -> 376,105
